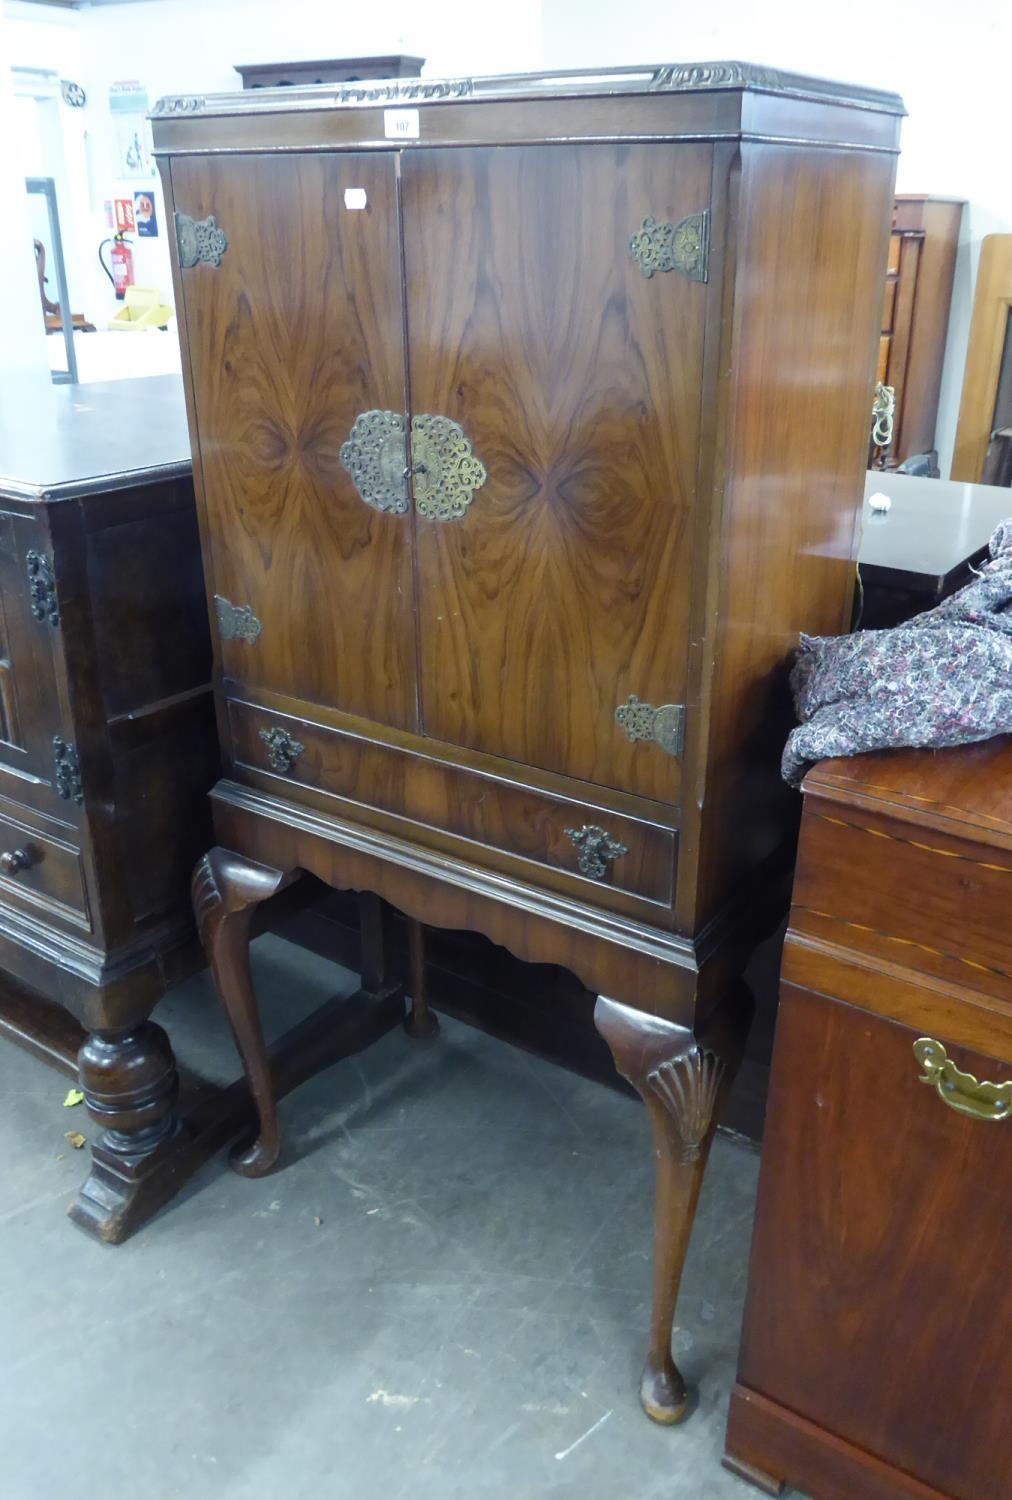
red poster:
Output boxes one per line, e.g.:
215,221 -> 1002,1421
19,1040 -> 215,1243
114,197 -> 136,233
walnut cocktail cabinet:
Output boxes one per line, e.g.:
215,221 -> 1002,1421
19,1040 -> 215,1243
153,63 -> 903,1423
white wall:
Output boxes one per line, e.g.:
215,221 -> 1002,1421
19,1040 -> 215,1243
4,0 -> 542,332
75,0 -> 543,313
0,1 -> 50,382
541,0 -> 1012,476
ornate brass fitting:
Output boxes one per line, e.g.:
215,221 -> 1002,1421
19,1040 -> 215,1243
175,212 -> 228,269
259,726 -> 304,775
565,824 -> 629,881
629,211 -> 709,282
340,410 -> 486,519
615,695 -> 685,758
914,1038 -> 1012,1123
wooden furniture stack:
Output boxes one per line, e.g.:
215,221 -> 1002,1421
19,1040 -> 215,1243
152,61 -> 902,1422
873,194 -> 964,469
233,55 -> 424,90
0,376 -> 217,1241
725,738 -> 1012,1499
952,234 -> 1012,484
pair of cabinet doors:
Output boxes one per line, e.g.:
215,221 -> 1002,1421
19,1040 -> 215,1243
172,143 -> 713,805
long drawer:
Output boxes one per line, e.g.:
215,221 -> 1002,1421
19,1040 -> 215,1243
0,804 -> 88,926
228,699 -> 677,910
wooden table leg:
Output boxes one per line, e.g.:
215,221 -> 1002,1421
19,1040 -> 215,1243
404,917 -> 439,1040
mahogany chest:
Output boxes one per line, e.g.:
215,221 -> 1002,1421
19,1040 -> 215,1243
152,62 -> 903,1422
726,739 -> 1012,1498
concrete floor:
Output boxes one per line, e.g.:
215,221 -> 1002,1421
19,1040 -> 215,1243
0,933 -> 793,1500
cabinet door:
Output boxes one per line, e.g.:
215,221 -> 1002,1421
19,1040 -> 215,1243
171,153 -> 418,730
0,509 -> 65,798
401,145 -> 711,801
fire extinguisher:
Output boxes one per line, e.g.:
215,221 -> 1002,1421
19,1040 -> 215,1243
99,232 -> 134,301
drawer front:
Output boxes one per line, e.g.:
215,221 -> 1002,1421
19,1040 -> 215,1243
228,700 -> 676,908
739,982 -> 1012,1500
792,796 -> 1012,1005
0,806 -> 88,925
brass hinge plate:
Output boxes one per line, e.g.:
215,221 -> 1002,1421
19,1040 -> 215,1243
215,595 -> 262,645
629,211 -> 709,283
615,695 -> 685,758
175,211 -> 228,269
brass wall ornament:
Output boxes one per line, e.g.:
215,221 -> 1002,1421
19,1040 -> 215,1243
26,550 -> 59,628
259,726 -> 304,775
565,824 -> 629,881
913,1038 -> 1012,1123
340,410 -> 487,520
215,595 -> 262,645
615,695 -> 685,758
629,211 -> 709,282
175,212 -> 228,269
339,410 -> 410,515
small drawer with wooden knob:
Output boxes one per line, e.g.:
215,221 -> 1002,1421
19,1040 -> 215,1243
0,809 -> 88,924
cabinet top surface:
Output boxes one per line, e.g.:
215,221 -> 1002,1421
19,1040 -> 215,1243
0,374 -> 192,503
151,59 -> 905,121
804,736 -> 1012,847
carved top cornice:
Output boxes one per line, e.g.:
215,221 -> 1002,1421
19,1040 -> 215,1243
151,61 -> 904,121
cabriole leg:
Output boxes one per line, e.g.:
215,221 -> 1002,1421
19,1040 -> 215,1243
192,847 -> 296,1177
595,991 -> 749,1424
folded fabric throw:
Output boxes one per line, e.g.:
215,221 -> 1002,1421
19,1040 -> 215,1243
782,517 -> 1012,786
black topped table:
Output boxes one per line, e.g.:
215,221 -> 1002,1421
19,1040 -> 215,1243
0,375 -> 191,501
857,471 -> 1012,627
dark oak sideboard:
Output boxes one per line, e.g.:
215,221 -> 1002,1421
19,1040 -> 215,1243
0,375 -> 217,1241
725,738 -> 1012,1499
153,62 -> 902,1424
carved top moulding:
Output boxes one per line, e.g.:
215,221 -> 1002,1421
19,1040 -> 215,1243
151,61 -> 905,121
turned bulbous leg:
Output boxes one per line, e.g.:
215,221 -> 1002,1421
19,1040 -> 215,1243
193,847 -> 296,1178
595,991 -> 749,1425
77,1021 -> 178,1156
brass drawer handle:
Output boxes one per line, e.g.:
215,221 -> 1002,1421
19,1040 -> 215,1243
565,824 -> 629,881
914,1038 -> 1012,1123
0,848 -> 33,876
259,727 -> 304,775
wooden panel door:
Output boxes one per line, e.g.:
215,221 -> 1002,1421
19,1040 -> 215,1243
401,144 -> 712,802
0,510 -> 65,798
171,153 -> 418,730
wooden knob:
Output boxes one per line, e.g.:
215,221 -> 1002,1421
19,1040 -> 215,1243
0,848 -> 32,875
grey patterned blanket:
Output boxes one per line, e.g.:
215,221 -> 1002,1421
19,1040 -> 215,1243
782,517 -> 1012,786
